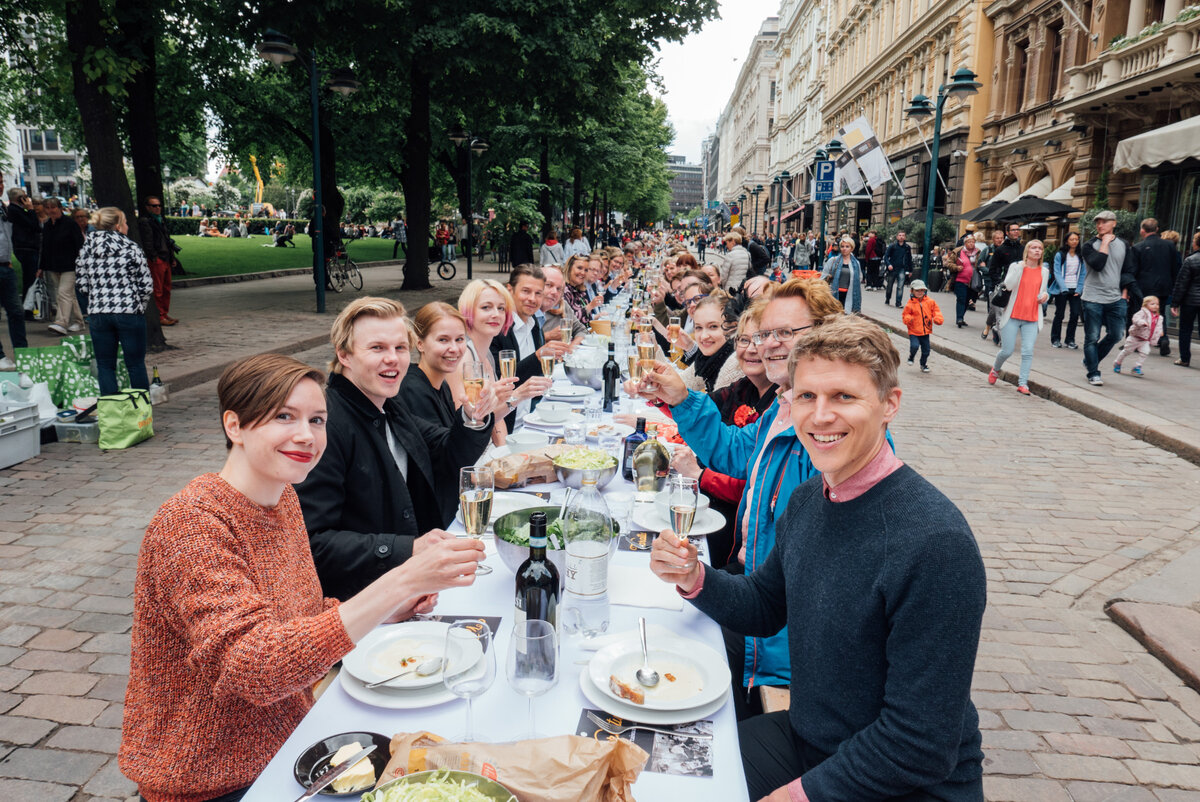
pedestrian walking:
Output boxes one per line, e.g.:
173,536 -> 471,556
720,232 -> 751,290
1081,210 -> 1137,386
39,197 -> 85,335
902,279 -> 942,372
0,191 -> 28,370
538,228 -> 564,266
697,233 -> 707,263
137,196 -> 179,326
882,231 -> 913,308
1113,296 -> 1164,377
1131,218 -> 1181,355
74,207 -> 153,395
1169,231 -> 1200,368
988,240 -> 1050,395
863,230 -> 882,289
1049,231 -> 1084,349
4,187 -> 40,303
821,236 -> 863,313
950,234 -> 981,327
508,220 -> 535,267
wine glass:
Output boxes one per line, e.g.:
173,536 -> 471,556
443,620 -> 496,741
462,361 -> 488,431
667,316 -> 681,347
458,467 -> 494,575
506,619 -> 558,739
498,349 -> 517,380
667,475 -> 699,541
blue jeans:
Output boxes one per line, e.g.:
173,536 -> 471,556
88,312 -> 149,395
0,264 -> 29,357
908,334 -> 930,367
995,318 -> 1038,387
1082,299 -> 1127,378
953,281 -> 970,323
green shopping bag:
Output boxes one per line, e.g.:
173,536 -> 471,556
97,389 -> 154,450
15,337 -> 133,409
14,344 -> 69,407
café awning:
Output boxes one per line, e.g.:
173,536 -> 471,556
984,181 -> 1020,205
1114,116 -> 1200,172
1044,176 -> 1076,204
781,206 -> 806,223
1019,174 -> 1054,199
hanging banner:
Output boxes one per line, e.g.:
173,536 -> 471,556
838,116 -> 893,191
835,150 -> 866,195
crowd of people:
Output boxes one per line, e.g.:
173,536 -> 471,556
0,185 -> 174,388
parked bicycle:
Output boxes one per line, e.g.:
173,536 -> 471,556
325,236 -> 364,293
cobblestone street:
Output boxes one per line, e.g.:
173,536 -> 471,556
1,324 -> 1199,799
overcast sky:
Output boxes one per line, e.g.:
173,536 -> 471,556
654,0 -> 782,165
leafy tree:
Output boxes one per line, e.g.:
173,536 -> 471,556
368,192 -> 406,223
342,186 -> 378,224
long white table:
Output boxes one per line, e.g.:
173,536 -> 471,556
243,397 -> 748,801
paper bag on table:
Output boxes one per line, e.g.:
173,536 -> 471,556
487,444 -> 571,488
377,731 -> 648,802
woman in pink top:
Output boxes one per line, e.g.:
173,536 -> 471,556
988,240 -> 1049,395
952,234 -> 980,328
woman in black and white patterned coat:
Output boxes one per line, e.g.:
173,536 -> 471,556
74,207 -> 153,395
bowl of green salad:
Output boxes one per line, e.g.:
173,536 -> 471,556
492,504 -> 620,580
362,768 -> 516,802
551,447 -> 619,490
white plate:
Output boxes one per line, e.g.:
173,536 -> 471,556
578,666 -> 730,726
546,385 -> 592,401
454,491 -> 544,528
339,666 -> 459,710
587,422 -> 634,442
633,505 -> 726,537
342,622 -> 482,690
588,636 -> 730,712
522,410 -> 583,431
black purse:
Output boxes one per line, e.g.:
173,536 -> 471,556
991,285 -> 1012,309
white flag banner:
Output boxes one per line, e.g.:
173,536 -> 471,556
838,116 -> 893,191
835,150 -> 867,195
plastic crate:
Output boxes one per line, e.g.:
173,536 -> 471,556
54,420 -> 100,444
0,398 -> 40,469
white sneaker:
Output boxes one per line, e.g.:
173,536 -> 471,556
48,323 -> 68,335
67,323 -> 84,333
0,357 -> 15,370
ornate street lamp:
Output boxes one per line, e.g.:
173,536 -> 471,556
906,67 -> 982,283
773,170 -> 791,246
447,129 -> 489,280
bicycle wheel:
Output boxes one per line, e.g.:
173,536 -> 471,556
437,260 -> 456,280
346,259 -> 363,290
327,261 -> 346,293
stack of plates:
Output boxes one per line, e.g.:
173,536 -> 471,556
338,621 -> 483,709
545,384 -> 592,402
580,636 -> 730,725
633,504 -> 726,537
521,409 -> 583,433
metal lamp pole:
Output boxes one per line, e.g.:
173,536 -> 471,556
448,129 -> 489,281
751,184 -> 763,236
906,67 -> 982,284
737,193 -> 747,231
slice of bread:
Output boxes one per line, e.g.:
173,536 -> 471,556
609,674 -> 645,705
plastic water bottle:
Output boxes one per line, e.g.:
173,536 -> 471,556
560,470 -> 612,639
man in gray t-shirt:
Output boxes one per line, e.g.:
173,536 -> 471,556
1079,210 -> 1137,385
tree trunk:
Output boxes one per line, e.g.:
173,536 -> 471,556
572,158 -> 582,229
120,0 -> 163,208
318,118 -> 344,224
538,134 -> 551,238
400,56 -> 433,291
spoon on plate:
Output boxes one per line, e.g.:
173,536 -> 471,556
635,617 -> 659,688
365,656 -> 445,689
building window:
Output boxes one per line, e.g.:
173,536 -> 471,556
1013,39 -> 1029,113
769,80 -> 776,103
1047,23 -> 1064,99
34,158 -> 76,175
27,130 -> 44,151
44,130 -> 60,150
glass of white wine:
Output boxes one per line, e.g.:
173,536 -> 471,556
462,361 -> 488,431
458,466 -> 494,575
498,349 -> 517,380
667,316 -> 681,346
539,352 -> 556,378
667,475 -> 699,541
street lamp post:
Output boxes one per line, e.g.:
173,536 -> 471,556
906,67 -> 982,283
257,29 -> 360,313
737,193 -> 747,231
448,128 -> 490,282
750,184 -> 763,236
813,139 -> 844,260
163,165 -> 171,213
773,170 -> 791,245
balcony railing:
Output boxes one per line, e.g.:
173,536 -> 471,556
1065,12 -> 1200,100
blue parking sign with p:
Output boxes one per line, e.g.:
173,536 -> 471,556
815,161 -> 835,182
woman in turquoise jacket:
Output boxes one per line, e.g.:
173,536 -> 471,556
820,236 -> 863,313
1048,231 -> 1085,348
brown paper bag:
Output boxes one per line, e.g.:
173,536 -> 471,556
488,444 -> 571,488
376,731 -> 648,802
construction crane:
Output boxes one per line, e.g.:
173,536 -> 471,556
248,155 -> 276,217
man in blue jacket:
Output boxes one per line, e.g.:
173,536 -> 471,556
882,231 -> 913,308
633,278 -> 854,719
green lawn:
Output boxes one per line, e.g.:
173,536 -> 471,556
173,235 -> 407,279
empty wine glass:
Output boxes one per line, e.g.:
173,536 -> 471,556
443,620 -> 496,741
667,475 -> 699,541
459,467 -> 494,575
506,619 -> 558,739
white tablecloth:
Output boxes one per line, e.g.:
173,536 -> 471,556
242,410 -> 749,801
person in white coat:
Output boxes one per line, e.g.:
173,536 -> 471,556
987,240 -> 1050,395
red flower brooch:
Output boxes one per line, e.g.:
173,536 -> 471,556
733,404 -> 759,427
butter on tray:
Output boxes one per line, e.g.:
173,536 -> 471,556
328,741 -> 375,793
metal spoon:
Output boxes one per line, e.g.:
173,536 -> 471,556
635,617 -> 659,688
365,656 -> 445,689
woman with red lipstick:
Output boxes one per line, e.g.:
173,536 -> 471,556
296,298 -> 495,601
122,353 -> 482,802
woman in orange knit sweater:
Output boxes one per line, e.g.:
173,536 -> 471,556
119,354 -> 485,802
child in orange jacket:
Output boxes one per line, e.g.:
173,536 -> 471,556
902,279 -> 944,372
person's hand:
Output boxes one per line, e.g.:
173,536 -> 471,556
384,592 -> 439,623
635,360 -> 689,406
758,786 -> 792,802
398,534 -> 486,594
670,444 -> 702,480
1121,288 -> 1129,301
1172,306 -> 1180,317
1037,292 -> 1049,304
536,341 -> 570,361
513,376 -> 552,402
586,295 -> 603,311
490,376 -> 519,405
649,529 -> 702,593
412,528 -> 456,556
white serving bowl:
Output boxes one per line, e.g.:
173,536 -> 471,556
538,401 -> 571,422
507,431 -> 549,454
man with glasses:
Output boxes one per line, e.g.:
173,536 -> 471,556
632,278 -> 874,721
138,196 -> 179,326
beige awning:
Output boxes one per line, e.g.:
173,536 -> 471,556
1113,116 -> 1200,173
1018,175 -> 1053,199
1044,176 -> 1076,204
985,182 -> 1020,205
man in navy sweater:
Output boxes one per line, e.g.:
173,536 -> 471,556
651,315 -> 986,802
